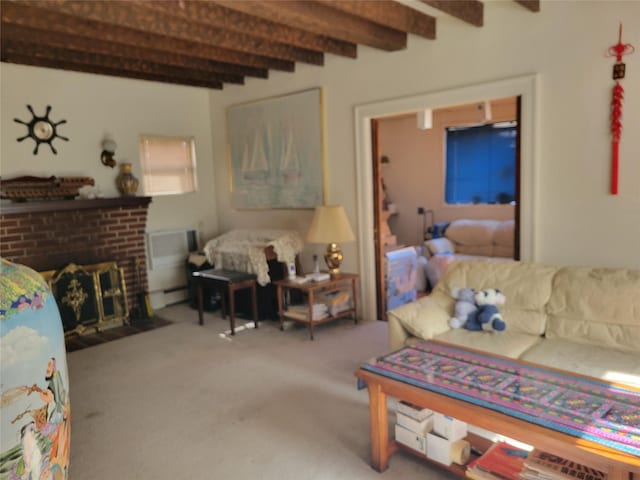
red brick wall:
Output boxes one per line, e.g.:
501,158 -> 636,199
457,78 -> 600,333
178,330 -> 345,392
0,197 -> 151,314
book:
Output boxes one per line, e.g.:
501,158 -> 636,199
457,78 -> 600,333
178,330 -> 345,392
305,272 -> 330,282
318,290 -> 350,306
521,450 -> 607,480
467,441 -> 529,480
316,290 -> 351,316
284,308 -> 328,321
288,303 -> 327,314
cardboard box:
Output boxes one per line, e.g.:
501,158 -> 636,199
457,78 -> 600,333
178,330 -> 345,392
397,401 -> 433,421
396,411 -> 434,435
433,412 -> 467,441
395,423 -> 427,455
426,432 -> 452,466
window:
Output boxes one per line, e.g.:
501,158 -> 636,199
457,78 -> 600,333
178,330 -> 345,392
445,122 -> 516,204
139,135 -> 197,196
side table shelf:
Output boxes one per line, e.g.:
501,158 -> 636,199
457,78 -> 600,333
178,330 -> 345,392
273,273 -> 359,340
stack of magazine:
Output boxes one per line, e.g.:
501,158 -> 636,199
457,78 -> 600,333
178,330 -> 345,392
520,450 -> 607,480
316,290 -> 351,316
286,303 -> 328,320
466,441 -> 529,480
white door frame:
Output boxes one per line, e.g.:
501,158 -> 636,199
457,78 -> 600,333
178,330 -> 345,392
354,74 -> 540,321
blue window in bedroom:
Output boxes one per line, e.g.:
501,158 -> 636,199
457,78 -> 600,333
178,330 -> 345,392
445,122 -> 517,204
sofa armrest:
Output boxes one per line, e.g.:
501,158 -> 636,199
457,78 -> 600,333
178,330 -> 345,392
387,292 -> 453,350
388,311 -> 412,351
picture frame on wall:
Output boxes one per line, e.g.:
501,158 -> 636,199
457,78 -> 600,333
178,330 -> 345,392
227,88 -> 325,209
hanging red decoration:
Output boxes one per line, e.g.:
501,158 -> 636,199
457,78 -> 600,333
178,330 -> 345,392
606,23 -> 634,195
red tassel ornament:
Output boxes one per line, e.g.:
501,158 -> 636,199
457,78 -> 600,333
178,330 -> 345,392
606,23 -> 634,195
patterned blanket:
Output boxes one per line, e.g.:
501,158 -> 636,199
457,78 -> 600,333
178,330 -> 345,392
362,341 -> 640,456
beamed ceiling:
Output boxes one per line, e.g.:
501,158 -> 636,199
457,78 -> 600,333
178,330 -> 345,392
0,0 -> 540,90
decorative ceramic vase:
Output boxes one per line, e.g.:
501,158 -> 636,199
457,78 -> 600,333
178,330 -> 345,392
0,259 -> 71,480
115,162 -> 139,196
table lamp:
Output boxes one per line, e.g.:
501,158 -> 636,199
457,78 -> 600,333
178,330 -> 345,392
306,205 -> 355,275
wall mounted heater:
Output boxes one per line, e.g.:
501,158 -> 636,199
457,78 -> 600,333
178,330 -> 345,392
146,228 -> 197,270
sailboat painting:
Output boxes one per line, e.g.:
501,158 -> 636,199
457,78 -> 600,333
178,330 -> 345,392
228,88 -> 325,209
279,127 -> 301,186
241,132 -> 270,183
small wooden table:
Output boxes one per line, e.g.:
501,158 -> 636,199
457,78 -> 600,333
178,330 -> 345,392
274,272 -> 359,340
355,342 -> 640,478
192,269 -> 258,335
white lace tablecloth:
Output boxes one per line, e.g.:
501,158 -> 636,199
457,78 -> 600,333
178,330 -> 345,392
203,229 -> 304,286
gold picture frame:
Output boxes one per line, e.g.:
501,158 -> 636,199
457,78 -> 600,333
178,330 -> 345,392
40,262 -> 129,336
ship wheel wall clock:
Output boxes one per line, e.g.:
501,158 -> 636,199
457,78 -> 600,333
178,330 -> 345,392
14,105 -> 69,155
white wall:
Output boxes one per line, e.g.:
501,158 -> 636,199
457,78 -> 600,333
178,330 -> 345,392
2,1 -> 639,315
0,64 -> 218,300
208,0 -> 640,318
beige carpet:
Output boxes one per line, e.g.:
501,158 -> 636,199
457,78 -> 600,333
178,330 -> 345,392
67,304 -> 457,480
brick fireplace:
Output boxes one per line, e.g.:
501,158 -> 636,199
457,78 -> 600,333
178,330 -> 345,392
0,197 -> 152,317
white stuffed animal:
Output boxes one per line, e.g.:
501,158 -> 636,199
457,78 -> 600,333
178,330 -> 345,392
448,287 -> 478,329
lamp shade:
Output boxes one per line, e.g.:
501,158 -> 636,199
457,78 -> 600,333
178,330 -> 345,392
101,138 -> 117,153
306,205 -> 355,244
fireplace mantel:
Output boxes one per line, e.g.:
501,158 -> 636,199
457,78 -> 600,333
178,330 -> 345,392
1,196 -> 151,214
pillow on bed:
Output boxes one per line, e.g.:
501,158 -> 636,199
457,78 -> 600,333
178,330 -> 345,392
424,237 -> 455,257
424,254 -> 455,290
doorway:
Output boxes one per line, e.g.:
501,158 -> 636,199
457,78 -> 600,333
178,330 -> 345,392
355,75 -> 538,322
372,98 -> 521,320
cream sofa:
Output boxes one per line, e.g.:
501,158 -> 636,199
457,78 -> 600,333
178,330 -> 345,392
388,260 -> 640,387
425,219 -> 515,260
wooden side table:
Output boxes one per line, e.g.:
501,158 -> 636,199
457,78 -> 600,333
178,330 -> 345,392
273,273 -> 359,340
192,269 -> 258,335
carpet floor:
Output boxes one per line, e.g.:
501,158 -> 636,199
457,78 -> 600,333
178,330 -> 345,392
67,303 -> 459,480
65,316 -> 173,352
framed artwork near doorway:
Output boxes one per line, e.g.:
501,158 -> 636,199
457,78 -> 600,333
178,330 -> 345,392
227,88 -> 325,209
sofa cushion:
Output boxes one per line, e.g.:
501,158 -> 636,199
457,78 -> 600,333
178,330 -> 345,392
546,266 -> 640,353
493,220 -> 515,247
445,219 -> 514,258
519,339 -> 640,387
433,330 -> 543,359
446,219 -> 498,246
388,291 -> 454,342
437,260 -> 557,335
455,244 -> 494,257
492,245 -> 514,258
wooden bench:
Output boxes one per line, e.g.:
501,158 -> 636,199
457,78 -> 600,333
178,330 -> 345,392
192,268 -> 258,335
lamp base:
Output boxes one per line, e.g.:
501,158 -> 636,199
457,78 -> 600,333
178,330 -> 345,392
324,243 -> 343,275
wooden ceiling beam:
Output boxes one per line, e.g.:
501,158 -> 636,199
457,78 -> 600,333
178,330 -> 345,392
1,40 -> 239,87
147,0 -> 356,58
514,0 -> 540,12
318,0 -> 436,40
0,0 -> 541,91
1,51 -> 223,90
1,2 -> 295,72
420,0 -> 484,27
14,0 -> 324,65
1,24 -> 269,79
217,0 -> 407,51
